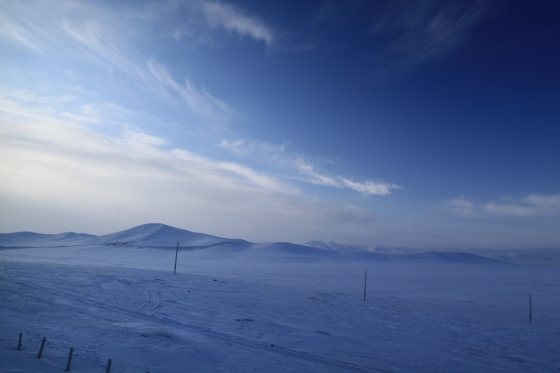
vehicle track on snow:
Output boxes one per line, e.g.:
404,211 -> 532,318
116,278 -> 160,312
137,290 -> 160,312
0,274 -> 390,373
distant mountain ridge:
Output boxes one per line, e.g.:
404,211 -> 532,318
0,231 -> 95,247
0,223 -> 247,247
0,224 -> 513,265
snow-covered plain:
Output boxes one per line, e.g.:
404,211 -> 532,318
1,224 -> 559,372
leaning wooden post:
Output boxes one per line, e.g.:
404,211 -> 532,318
17,332 -> 22,351
36,337 -> 46,359
174,242 -> 179,275
363,270 -> 367,301
65,347 -> 74,371
106,358 -> 112,373
529,294 -> 532,323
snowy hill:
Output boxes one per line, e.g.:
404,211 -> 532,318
467,248 -> 560,268
82,223 -> 247,247
0,223 -> 247,248
0,231 -> 95,247
401,251 -> 508,264
0,224 -> 517,265
0,224 -> 511,265
301,240 -> 505,264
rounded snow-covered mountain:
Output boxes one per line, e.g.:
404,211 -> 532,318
87,223 -> 246,246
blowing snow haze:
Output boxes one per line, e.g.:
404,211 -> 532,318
0,0 -> 559,249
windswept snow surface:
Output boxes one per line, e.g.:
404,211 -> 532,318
1,228 -> 559,372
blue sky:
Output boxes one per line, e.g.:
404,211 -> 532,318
1,0 -> 559,249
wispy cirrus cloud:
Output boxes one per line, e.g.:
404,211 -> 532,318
448,196 -> 477,217
146,60 -> 236,124
312,0 -> 337,22
484,195 -> 560,217
220,139 -> 400,196
293,158 -> 400,196
0,89 -> 290,197
219,139 -> 287,158
449,194 -> 560,217
201,1 -> 276,46
0,0 -> 237,124
372,0 -> 492,65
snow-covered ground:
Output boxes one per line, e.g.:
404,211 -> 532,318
1,225 -> 559,372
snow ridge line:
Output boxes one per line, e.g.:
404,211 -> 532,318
0,274 -> 391,373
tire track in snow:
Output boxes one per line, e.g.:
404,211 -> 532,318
138,290 -> 160,312
0,274 -> 390,373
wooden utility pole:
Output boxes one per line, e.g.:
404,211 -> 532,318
174,242 -> 179,275
363,270 -> 367,301
529,294 -> 532,323
65,347 -> 74,371
37,337 -> 46,359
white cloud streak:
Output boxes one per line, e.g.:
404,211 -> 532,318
449,196 -> 476,217
450,194 -> 560,217
484,195 -> 560,217
294,159 -> 399,196
202,2 -> 276,46
219,139 -> 287,158
220,139 -> 400,195
0,0 -> 236,124
0,90 -> 292,197
146,60 -> 235,124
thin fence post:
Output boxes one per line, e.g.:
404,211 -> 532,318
65,347 -> 74,371
106,358 -> 112,373
36,337 -> 46,359
529,294 -> 532,323
174,242 -> 179,275
363,270 -> 367,301
17,333 -> 22,351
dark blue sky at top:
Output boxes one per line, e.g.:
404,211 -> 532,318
155,0 -> 560,199
0,0 -> 559,247
218,2 -> 560,196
